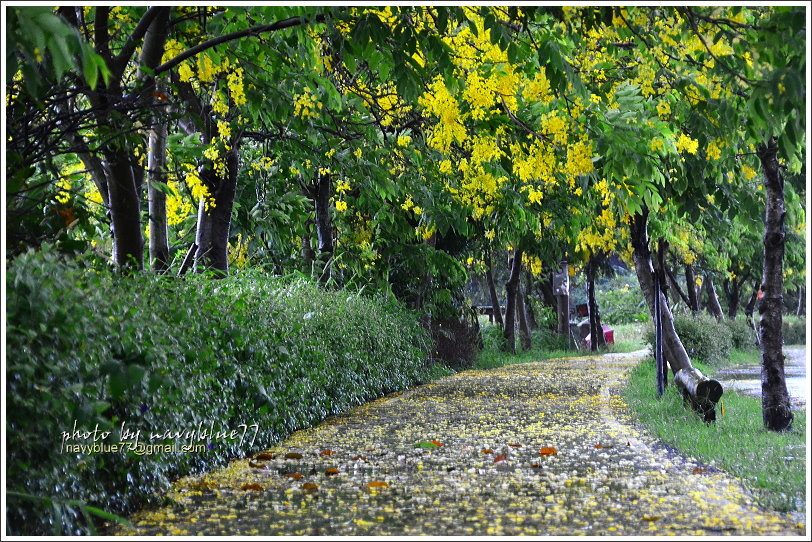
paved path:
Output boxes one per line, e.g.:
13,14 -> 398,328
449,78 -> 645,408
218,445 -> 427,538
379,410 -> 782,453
715,347 -> 808,409
120,351 -> 804,536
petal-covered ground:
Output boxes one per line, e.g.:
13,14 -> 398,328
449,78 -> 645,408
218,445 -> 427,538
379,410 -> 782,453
118,351 -> 805,536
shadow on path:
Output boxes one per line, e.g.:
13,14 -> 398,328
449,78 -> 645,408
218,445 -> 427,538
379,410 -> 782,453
119,350 -> 804,536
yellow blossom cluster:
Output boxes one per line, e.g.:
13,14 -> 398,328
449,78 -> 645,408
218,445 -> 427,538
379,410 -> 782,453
522,253 -> 543,276
166,179 -> 193,226
293,86 -> 322,119
183,164 -> 215,211
228,233 -> 251,268
675,132 -> 699,154
705,139 -> 722,161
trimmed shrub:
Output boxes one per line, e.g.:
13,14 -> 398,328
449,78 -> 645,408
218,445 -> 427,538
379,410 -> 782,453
646,311 -> 732,364
783,317 -> 806,345
726,317 -> 758,350
6,248 -> 438,535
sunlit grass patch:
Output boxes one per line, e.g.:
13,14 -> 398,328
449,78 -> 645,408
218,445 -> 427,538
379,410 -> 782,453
624,356 -> 806,513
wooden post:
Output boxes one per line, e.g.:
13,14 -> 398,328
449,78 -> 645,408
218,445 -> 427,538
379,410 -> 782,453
654,271 -> 665,397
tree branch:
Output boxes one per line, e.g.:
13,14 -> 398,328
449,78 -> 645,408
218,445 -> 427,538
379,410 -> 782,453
113,7 -> 167,80
154,14 -> 327,77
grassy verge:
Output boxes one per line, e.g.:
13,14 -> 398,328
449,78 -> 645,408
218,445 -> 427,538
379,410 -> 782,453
623,351 -> 806,514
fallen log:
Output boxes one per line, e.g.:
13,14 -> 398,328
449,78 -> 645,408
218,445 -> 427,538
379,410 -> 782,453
674,367 -> 723,422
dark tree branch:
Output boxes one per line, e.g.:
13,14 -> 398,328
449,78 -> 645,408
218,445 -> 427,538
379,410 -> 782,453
154,14 -> 328,76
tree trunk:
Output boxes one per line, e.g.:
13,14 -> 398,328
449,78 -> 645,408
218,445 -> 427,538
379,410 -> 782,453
586,256 -> 606,351
704,274 -> 725,320
630,210 -> 692,375
554,261 -> 569,337
797,286 -> 805,317
503,249 -> 523,354
666,265 -> 691,308
314,171 -> 333,284
685,264 -> 700,312
104,145 -> 144,269
516,283 -> 532,351
523,272 -> 538,330
147,116 -> 169,272
723,276 -> 742,319
194,148 -> 239,276
757,138 -> 793,432
484,251 -> 504,329
744,282 -> 759,318
301,220 -> 315,274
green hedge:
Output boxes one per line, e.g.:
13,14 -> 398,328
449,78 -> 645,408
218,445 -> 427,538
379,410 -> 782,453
646,311 -> 733,364
6,249 -> 439,535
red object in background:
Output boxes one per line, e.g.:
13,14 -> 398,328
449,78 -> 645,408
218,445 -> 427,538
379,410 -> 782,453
584,325 -> 614,348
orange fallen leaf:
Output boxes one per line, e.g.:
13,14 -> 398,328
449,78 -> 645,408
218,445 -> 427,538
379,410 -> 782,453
241,483 -> 263,491
248,460 -> 267,469
325,467 -> 340,476
481,448 -> 494,454
508,443 -> 522,448
692,467 -> 708,474
430,440 -> 444,447
493,454 -> 507,463
539,447 -> 558,456
595,444 -> 614,449
254,452 -> 275,460
641,516 -> 661,522
284,452 -> 303,459
530,463 -> 541,468
366,481 -> 389,488
286,472 -> 303,480
351,455 -> 367,461
302,482 -> 319,492
320,450 -> 335,456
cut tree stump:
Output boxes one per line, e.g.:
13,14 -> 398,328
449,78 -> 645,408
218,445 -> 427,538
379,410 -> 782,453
674,367 -> 723,422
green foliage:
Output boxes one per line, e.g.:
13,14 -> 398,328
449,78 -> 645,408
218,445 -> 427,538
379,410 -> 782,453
647,311 -> 732,364
726,317 -> 758,351
782,316 -> 806,346
5,248 -> 436,535
597,280 -> 650,325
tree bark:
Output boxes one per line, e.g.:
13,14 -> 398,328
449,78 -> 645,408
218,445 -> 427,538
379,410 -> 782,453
194,148 -> 239,276
147,115 -> 169,272
503,249 -> 523,354
630,210 -> 692,375
723,275 -> 745,319
704,274 -> 725,320
685,263 -> 700,312
104,145 -> 144,269
554,261 -> 569,337
666,265 -> 691,308
484,251 -> 504,329
523,272 -> 538,330
586,255 -> 606,351
757,138 -> 793,432
797,286 -> 805,317
314,171 -> 333,284
516,283 -> 532,351
301,219 -> 315,274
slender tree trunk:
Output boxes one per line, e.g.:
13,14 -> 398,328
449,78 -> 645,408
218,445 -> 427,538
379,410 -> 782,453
797,286 -> 805,316
757,138 -> 793,432
586,255 -> 606,350
485,251 -> 504,329
554,261 -> 569,337
744,282 -> 759,318
685,263 -> 700,312
723,276 -> 743,319
503,249 -> 523,354
537,275 -> 557,313
301,218 -> 315,274
705,274 -> 725,320
194,147 -> 239,275
523,272 -> 538,330
147,116 -> 169,272
314,171 -> 333,284
630,210 -> 692,375
666,265 -> 691,308
516,283 -> 532,351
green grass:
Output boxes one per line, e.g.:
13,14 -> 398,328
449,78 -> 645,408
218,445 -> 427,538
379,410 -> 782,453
623,352 -> 807,513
